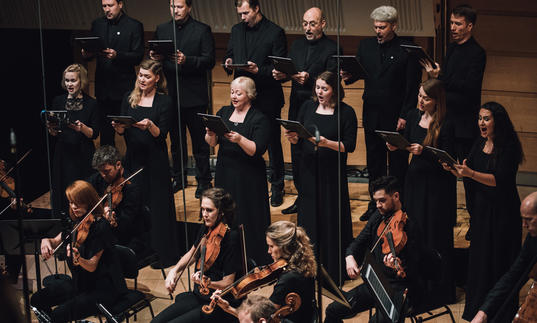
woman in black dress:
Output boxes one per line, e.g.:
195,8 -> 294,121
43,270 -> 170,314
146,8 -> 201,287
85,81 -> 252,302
112,59 -> 178,267
444,102 -> 524,320
387,79 -> 456,305
31,180 -> 126,322
285,71 -> 357,285
151,187 -> 240,323
205,76 -> 271,266
214,220 -> 317,323
48,64 -> 99,215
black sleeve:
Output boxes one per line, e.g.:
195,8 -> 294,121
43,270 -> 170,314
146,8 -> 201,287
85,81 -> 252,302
155,95 -> 173,140
345,213 -> 378,264
341,104 -> 358,153
493,143 -> 519,190
438,119 -> 456,156
270,272 -> 293,306
249,111 -> 271,157
182,24 -> 216,73
116,20 -> 145,66
443,47 -> 486,97
223,29 -> 234,75
344,42 -> 362,85
85,219 -> 113,259
221,230 -> 240,277
399,49 -> 421,120
257,27 -> 287,78
86,97 -> 100,140
481,236 -> 536,317
115,181 -> 142,237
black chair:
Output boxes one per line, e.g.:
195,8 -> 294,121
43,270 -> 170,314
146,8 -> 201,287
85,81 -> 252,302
97,244 -> 156,323
406,249 -> 455,323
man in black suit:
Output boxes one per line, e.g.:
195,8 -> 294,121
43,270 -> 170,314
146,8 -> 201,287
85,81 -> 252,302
224,0 -> 287,207
342,5 -> 420,221
422,5 -> 486,240
83,0 -> 144,147
150,0 -> 215,197
272,7 -> 340,214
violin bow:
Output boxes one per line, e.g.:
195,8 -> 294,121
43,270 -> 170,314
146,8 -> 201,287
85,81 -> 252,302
114,167 -> 143,190
51,192 -> 109,256
238,224 -> 248,275
370,215 -> 395,253
172,236 -> 207,296
0,149 -> 32,183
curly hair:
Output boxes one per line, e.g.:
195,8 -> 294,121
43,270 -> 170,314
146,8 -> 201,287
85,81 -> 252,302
199,187 -> 235,225
266,221 -> 317,278
91,145 -> 121,169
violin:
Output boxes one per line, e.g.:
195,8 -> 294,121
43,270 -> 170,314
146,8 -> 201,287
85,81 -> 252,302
103,168 -> 143,227
197,222 -> 228,295
0,160 -> 15,199
269,292 -> 301,323
513,263 -> 537,322
202,259 -> 288,314
374,209 -> 408,278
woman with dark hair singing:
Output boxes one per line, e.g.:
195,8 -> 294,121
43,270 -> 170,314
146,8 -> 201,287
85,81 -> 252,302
444,102 -> 524,320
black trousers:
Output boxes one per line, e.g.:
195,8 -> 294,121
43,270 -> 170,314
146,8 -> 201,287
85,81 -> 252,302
262,109 -> 284,193
30,280 -> 116,323
324,283 -> 405,323
98,98 -> 122,147
169,105 -> 212,186
150,291 -> 237,323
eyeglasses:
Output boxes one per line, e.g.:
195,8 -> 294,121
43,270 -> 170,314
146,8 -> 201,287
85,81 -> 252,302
302,21 -> 320,28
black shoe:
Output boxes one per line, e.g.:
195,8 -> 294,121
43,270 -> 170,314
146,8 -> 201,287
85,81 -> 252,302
465,227 -> 471,241
270,190 -> 284,207
359,208 -> 374,221
195,183 -> 212,199
281,203 -> 298,214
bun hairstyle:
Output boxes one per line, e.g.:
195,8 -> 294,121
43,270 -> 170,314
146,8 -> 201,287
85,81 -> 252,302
199,187 -> 235,225
266,221 -> 317,278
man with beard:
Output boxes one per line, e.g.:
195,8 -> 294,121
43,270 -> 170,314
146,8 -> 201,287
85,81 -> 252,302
87,145 -> 147,254
224,0 -> 287,207
272,7 -> 341,214
341,6 -> 420,221
83,0 -> 144,147
150,0 -> 215,197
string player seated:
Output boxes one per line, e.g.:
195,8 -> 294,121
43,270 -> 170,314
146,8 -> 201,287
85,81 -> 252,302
213,220 -> 317,323
151,187 -> 240,323
324,176 -> 421,323
30,180 -> 126,323
87,145 -> 148,255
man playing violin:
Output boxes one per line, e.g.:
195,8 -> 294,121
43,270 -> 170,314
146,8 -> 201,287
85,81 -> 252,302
212,220 -> 317,323
87,145 -> 147,254
471,191 -> 537,323
30,180 -> 126,322
325,176 -> 421,323
151,187 -> 240,323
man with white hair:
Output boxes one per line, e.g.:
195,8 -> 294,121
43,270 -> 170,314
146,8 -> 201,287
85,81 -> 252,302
341,5 -> 421,222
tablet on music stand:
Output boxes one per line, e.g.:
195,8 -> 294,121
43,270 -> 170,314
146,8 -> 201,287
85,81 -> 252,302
400,44 -> 436,66
375,130 -> 410,150
221,63 -> 250,68
148,39 -> 175,56
107,115 -> 138,127
333,55 -> 368,79
198,113 -> 231,137
268,56 -> 298,75
74,36 -> 104,53
276,119 -> 313,139
425,146 -> 457,168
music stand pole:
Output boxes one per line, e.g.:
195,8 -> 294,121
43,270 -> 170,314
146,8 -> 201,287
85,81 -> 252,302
11,128 -> 31,323
313,127 -> 323,321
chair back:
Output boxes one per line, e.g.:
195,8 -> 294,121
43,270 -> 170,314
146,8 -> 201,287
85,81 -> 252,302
114,244 -> 139,279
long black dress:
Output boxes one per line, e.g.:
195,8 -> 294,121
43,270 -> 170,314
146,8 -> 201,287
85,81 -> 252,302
403,109 -> 456,306
121,93 -> 179,267
461,137 -> 522,320
296,100 -> 357,285
50,93 -> 99,215
214,105 -> 271,266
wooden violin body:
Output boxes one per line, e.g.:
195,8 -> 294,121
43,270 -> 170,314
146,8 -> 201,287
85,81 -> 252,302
513,263 -> 537,322
376,210 -> 408,278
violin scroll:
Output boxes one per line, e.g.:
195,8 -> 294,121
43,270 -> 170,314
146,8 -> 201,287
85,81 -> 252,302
269,292 -> 301,323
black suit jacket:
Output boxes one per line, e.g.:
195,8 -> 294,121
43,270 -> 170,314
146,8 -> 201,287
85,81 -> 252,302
154,17 -> 215,108
91,14 -> 144,101
224,16 -> 287,115
286,34 -> 341,119
440,37 -> 486,139
349,36 -> 420,131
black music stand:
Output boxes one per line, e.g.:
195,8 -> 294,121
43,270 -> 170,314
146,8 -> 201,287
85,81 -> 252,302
0,209 -> 61,290
360,252 -> 403,323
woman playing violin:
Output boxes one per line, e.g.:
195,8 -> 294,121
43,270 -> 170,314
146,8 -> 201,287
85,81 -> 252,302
151,187 -> 240,323
213,220 -> 317,323
30,180 -> 126,323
